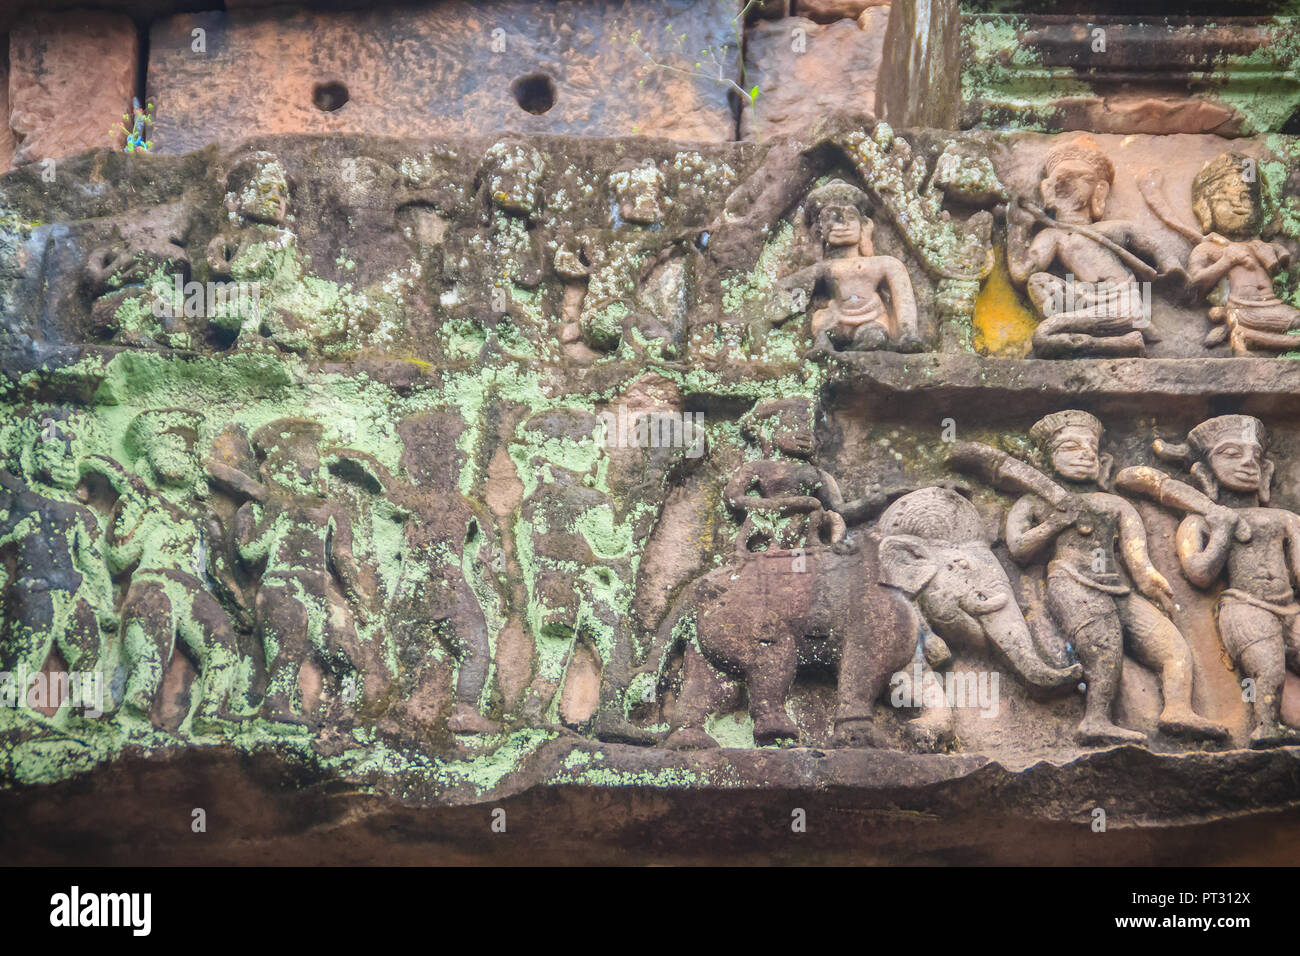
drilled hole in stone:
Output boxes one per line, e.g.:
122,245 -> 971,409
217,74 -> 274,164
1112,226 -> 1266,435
512,74 -> 556,114
313,81 -> 349,112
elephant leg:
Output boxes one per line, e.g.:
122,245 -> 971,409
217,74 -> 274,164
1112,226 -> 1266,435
663,645 -> 739,750
898,661 -> 954,752
745,634 -> 799,746
833,591 -> 915,749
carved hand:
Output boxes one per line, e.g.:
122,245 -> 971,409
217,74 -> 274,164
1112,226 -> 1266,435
1136,567 -> 1176,615
1205,504 -> 1240,538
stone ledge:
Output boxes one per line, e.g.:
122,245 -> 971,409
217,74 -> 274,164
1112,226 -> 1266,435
3,739 -> 1299,863
822,351 -> 1300,403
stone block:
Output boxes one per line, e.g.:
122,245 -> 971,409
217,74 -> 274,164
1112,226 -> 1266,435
8,11 -> 137,165
0,49 -> 12,171
794,0 -> 889,23
148,1 -> 742,154
740,8 -> 888,140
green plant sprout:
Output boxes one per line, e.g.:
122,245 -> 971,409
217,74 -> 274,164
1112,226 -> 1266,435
114,98 -> 155,153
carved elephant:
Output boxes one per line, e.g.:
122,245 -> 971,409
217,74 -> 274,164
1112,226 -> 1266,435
657,488 -> 1081,749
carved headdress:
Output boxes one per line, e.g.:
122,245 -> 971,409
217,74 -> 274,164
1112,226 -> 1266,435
125,408 -> 203,462
877,486 -> 985,544
1029,410 -> 1103,454
1190,152 -> 1262,238
1041,136 -> 1114,186
804,179 -> 872,226
1154,414 -> 1270,503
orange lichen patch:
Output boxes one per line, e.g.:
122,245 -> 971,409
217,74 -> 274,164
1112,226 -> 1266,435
972,252 -> 1037,356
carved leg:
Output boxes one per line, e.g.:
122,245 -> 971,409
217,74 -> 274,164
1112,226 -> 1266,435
745,634 -> 800,746
6,585 -> 57,678
833,595 -> 914,749
445,582 -> 500,734
662,645 -> 739,750
1221,603 -> 1300,747
1120,594 -> 1228,742
590,593 -> 659,745
183,587 -> 247,728
323,592 -> 390,715
257,584 -> 310,725
1047,572 -> 1146,746
119,581 -> 176,721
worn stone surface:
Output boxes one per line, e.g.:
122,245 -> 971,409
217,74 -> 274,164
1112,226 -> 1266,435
7,11 -> 137,166
2,106 -> 1300,863
875,0 -> 961,129
962,15 -> 1300,136
0,54 -> 12,172
740,10 -> 889,141
148,1 -> 742,155
795,0 -> 890,23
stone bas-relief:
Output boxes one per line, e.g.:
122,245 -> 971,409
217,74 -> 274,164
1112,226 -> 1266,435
3,124 -> 1300,837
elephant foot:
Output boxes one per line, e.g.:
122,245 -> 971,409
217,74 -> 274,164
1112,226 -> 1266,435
1249,723 -> 1300,749
1158,710 -> 1229,743
663,726 -> 719,750
905,714 -> 954,753
753,714 -> 800,747
448,705 -> 502,735
1076,719 -> 1147,747
830,718 -> 892,750
591,714 -> 660,746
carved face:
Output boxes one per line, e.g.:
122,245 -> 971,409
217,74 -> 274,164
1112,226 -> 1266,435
1049,426 -> 1101,483
147,430 -> 198,487
611,164 -> 665,225
1207,440 -> 1266,494
1041,159 -> 1106,221
485,142 -> 545,217
1203,175 -> 1258,239
819,204 -> 863,249
263,444 -> 322,494
773,411 -> 815,460
233,159 -> 289,226
33,422 -> 77,490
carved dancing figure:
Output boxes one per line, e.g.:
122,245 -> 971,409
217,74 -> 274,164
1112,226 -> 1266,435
954,412 -> 1228,745
208,418 -> 387,725
1119,416 -> 1300,747
82,410 -> 249,728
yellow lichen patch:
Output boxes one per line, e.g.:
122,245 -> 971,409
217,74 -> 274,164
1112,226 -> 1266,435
972,251 -> 1037,357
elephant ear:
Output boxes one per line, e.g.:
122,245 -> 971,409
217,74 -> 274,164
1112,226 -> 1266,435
879,534 -> 938,597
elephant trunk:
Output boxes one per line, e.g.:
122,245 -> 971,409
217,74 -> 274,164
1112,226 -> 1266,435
979,603 -> 1080,691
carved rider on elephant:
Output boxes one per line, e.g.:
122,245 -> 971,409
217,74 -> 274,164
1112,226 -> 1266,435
723,397 -> 904,556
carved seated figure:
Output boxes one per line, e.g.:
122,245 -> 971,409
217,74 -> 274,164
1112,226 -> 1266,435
1187,153 -> 1300,356
780,180 -> 921,354
1007,136 -> 1183,358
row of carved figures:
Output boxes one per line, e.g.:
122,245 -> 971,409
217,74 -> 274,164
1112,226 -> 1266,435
71,136 -> 1299,361
674,400 -> 1300,752
3,400 -> 1299,752
789,140 -> 1299,359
